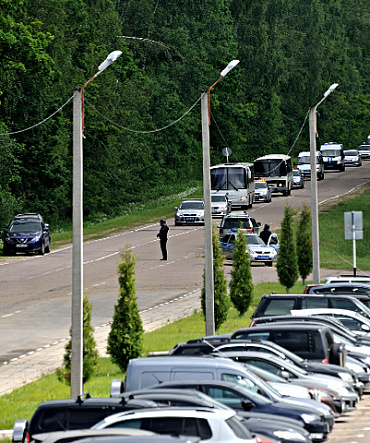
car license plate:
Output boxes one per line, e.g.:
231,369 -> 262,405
257,255 -> 270,260
185,217 -> 195,221
16,244 -> 28,248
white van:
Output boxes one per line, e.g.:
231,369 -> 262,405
297,151 -> 325,180
320,143 -> 345,172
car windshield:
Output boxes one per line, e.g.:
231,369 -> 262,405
9,221 -> 42,234
245,235 -> 264,245
254,182 -> 267,189
211,195 -> 227,202
321,149 -> 340,156
297,156 -> 311,164
344,150 -> 358,156
179,202 -> 204,210
293,170 -> 300,176
359,146 -> 370,151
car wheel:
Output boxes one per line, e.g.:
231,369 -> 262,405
38,242 -> 45,255
45,242 -> 50,253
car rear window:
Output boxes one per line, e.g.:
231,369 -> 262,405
262,299 -> 295,316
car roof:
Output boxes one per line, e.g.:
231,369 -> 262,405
232,323 -> 332,335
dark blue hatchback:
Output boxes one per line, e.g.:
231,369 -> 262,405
2,215 -> 51,255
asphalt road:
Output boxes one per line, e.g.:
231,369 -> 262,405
0,162 -> 370,365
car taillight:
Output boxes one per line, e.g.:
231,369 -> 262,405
322,358 -> 328,364
250,319 -> 258,327
26,431 -> 31,443
255,434 -> 279,443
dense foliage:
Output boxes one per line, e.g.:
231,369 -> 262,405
56,295 -> 98,385
108,246 -> 143,372
276,203 -> 299,292
201,226 -> 230,332
296,203 -> 313,285
229,229 -> 254,316
0,0 -> 368,227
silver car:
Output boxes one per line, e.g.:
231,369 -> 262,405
220,232 -> 277,266
211,193 -> 231,216
174,199 -> 205,226
344,149 -> 362,167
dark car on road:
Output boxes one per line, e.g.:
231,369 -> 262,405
2,213 -> 50,255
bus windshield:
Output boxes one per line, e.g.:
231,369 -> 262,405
211,167 -> 246,190
254,160 -> 287,177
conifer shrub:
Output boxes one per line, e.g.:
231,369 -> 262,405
107,246 -> 143,373
296,203 -> 313,286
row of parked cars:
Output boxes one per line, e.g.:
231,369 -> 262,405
13,277 -> 370,443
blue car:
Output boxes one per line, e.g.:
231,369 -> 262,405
2,214 -> 51,255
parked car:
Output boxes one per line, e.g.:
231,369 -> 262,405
2,214 -> 50,255
174,199 -> 205,226
120,355 -> 334,437
146,381 -> 331,442
218,211 -> 261,236
117,388 -> 312,443
291,308 -> 370,336
91,407 -> 257,443
292,169 -> 304,189
219,232 -> 277,266
11,395 -> 161,443
30,429 -> 158,443
231,323 -> 347,366
216,350 -> 358,414
251,292 -> 370,321
304,283 -> 370,311
211,193 -> 231,216
325,275 -> 370,285
254,180 -> 272,203
213,340 -> 360,390
344,149 -> 362,167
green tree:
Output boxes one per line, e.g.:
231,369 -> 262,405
229,230 -> 254,316
56,295 -> 98,385
201,226 -> 230,332
296,203 -> 313,286
276,204 -> 299,292
108,246 -> 143,373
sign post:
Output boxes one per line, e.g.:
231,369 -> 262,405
344,211 -> 363,276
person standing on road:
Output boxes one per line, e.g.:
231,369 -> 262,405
260,223 -> 271,244
157,219 -> 169,260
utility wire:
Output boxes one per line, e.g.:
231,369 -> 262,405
0,93 -> 77,136
85,93 -> 203,134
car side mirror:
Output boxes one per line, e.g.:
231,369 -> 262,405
257,222 -> 261,226
241,399 -> 254,411
361,324 -> 370,332
281,371 -> 290,380
174,207 -> 178,210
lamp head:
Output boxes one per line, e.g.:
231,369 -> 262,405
220,59 -> 240,78
98,50 -> 122,72
324,83 -> 338,98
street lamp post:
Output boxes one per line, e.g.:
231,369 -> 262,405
71,50 -> 122,398
201,60 -> 239,336
309,83 -> 338,285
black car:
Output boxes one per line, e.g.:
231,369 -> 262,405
3,214 -> 50,255
12,394 -> 160,443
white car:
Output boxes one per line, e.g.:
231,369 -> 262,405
211,193 -> 231,216
174,199 -> 205,226
91,407 -> 257,443
220,232 -> 277,266
344,149 -> 362,167
291,308 -> 370,336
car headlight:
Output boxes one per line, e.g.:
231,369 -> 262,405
32,234 -> 42,242
301,413 -> 318,423
274,430 -> 308,441
338,372 -> 354,383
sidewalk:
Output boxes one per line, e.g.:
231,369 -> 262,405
0,289 -> 202,398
